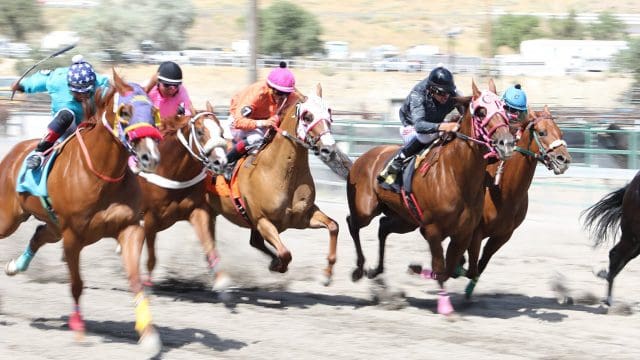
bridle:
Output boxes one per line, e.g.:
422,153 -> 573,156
455,91 -> 510,159
176,111 -> 227,171
515,114 -> 567,170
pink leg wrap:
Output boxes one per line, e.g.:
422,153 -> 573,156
437,291 -> 454,315
69,308 -> 85,332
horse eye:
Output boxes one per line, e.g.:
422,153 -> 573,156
118,108 -> 131,120
303,113 -> 313,123
538,130 -> 547,136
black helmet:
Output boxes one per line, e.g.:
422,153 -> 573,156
157,61 -> 182,85
427,66 -> 455,92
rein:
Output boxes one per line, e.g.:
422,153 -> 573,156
75,125 -> 126,183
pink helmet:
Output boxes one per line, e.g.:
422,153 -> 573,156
267,61 -> 295,93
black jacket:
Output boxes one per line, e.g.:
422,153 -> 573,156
398,78 -> 458,134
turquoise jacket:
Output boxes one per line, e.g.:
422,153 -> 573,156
19,67 -> 110,125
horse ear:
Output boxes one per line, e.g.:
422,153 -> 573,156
471,78 -> 480,98
488,78 -> 497,94
316,83 -> 322,98
543,104 -> 550,114
206,100 -> 214,113
111,68 -> 131,95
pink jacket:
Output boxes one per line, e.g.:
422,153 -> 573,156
148,85 -> 193,119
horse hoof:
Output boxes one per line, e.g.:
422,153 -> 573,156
4,259 -> 19,276
320,272 -> 332,287
142,275 -> 153,288
139,327 -> 162,358
351,268 -> 364,282
213,272 -> 233,292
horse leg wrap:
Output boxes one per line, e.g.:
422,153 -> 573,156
69,305 -> 85,332
15,246 -> 35,272
207,251 -> 220,273
437,291 -> 454,315
420,269 -> 436,280
134,292 -> 153,334
465,277 -> 479,298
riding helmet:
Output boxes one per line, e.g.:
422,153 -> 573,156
502,84 -> 528,111
267,61 -> 296,93
67,55 -> 97,93
157,61 -> 182,85
427,66 -> 455,92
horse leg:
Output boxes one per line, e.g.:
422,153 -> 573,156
5,223 -> 60,275
419,227 -> 454,315
368,215 -> 416,279
118,224 -> 162,354
255,218 -> 291,273
249,229 -> 278,260
307,205 -> 338,285
61,232 -> 86,339
143,220 -> 157,287
463,230 -> 483,298
604,231 -> 640,305
189,209 -> 231,290
347,214 -> 367,282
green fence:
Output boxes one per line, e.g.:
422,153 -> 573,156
330,119 -> 640,169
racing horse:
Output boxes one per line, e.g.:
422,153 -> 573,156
582,170 -> 640,306
463,106 -> 572,298
0,70 -> 163,354
136,102 -> 228,285
206,84 -> 340,285
346,79 -> 515,315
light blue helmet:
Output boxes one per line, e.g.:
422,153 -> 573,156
502,84 -> 527,111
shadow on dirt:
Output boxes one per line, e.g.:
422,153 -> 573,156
30,316 -> 246,356
150,278 -> 373,312
406,292 -> 608,322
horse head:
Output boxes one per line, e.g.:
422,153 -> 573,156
524,105 -> 572,174
184,101 -> 228,173
97,69 -> 162,172
295,84 -> 336,162
468,79 -> 515,160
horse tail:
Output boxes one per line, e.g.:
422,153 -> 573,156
581,185 -> 627,247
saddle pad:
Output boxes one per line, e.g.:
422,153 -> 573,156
16,150 -> 59,197
205,157 -> 246,198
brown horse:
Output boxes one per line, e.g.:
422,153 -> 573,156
206,84 -> 340,285
346,79 -> 515,315
136,102 -> 228,285
582,171 -> 640,306
463,106 -> 572,298
0,70 -> 163,354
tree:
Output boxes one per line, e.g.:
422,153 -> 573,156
613,38 -> 640,103
491,15 -> 542,52
590,11 -> 627,40
0,0 -> 45,41
71,0 -> 195,60
548,10 -> 585,39
259,1 -> 323,57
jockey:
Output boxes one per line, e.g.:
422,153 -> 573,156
11,55 -> 110,170
224,61 -> 297,170
145,61 -> 194,120
501,83 -> 528,123
378,66 -> 463,183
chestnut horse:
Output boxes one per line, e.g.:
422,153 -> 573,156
0,71 -> 163,353
463,106 -> 572,298
136,102 -> 228,285
582,171 -> 640,305
346,79 -> 515,315
206,84 -> 340,285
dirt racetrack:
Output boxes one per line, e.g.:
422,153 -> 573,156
1,139 -> 639,360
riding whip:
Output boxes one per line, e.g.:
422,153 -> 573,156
10,43 -> 77,100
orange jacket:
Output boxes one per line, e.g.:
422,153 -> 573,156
229,81 -> 297,130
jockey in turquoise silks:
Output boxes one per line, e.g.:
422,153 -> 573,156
11,54 -> 110,169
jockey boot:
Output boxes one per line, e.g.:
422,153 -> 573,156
377,138 -> 424,183
223,140 -> 248,181
26,138 -> 56,170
